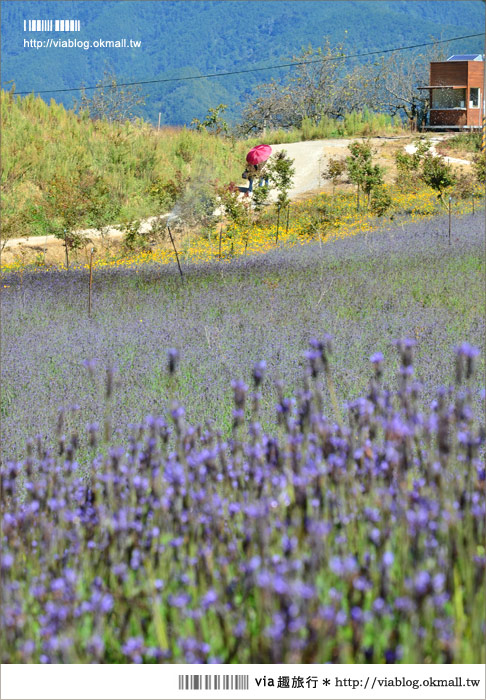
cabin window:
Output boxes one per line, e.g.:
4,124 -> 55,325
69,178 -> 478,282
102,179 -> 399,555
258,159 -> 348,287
431,88 -> 466,109
469,87 -> 480,108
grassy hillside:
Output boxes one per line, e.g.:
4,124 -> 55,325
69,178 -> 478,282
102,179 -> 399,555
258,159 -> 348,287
1,89 -> 250,240
1,90 -> 408,242
1,0 -> 484,125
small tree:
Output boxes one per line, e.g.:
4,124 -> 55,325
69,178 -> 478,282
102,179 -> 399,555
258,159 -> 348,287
268,151 -> 295,211
147,171 -> 189,213
191,104 -> 229,136
472,152 -> 486,186
251,184 -> 270,217
42,171 -> 121,267
346,141 -> 384,210
325,157 -> 347,195
370,186 -> 392,216
303,202 -> 338,239
122,220 -> 146,252
395,137 -> 432,185
217,182 -> 249,227
0,192 -> 32,252
75,70 -> 146,122
420,153 -> 456,200
452,170 -> 477,200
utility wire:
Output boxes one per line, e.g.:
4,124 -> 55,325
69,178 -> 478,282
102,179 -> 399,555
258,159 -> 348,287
11,32 -> 484,96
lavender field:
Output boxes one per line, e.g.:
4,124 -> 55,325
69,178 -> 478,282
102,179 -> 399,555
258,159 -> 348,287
1,212 -> 485,663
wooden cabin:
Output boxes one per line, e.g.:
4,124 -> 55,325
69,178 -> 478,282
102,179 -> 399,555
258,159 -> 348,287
420,54 -> 484,130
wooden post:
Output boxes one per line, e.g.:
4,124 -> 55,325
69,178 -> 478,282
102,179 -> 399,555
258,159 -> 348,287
218,224 -> 223,259
285,204 -> 290,237
64,229 -> 69,269
275,206 -> 280,244
88,247 -> 94,316
472,195 -> 475,215
167,225 -> 183,280
448,196 -> 452,245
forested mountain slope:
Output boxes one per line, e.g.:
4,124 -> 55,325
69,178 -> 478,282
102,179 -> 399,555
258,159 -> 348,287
1,0 -> 484,124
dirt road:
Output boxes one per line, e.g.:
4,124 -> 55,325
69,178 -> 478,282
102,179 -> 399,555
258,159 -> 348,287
263,136 -> 411,201
2,134 -> 467,266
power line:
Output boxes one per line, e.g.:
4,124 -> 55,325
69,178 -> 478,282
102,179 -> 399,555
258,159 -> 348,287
11,32 -> 484,96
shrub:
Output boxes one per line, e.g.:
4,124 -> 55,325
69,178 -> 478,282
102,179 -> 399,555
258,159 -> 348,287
326,157 -> 347,194
122,220 -> 147,251
347,141 -> 384,209
420,154 -> 456,200
472,152 -> 485,186
217,182 -> 250,226
268,150 -> 296,211
148,171 -> 189,212
370,185 -> 392,216
452,170 -> 478,200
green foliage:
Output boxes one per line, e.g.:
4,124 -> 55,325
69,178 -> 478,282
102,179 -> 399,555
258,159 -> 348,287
395,139 -> 456,197
217,182 -> 250,226
0,192 -> 37,248
242,110 -> 404,145
441,132 -> 482,154
148,171 -> 189,212
472,152 -> 486,185
302,201 -> 338,238
326,156 -> 347,193
343,110 -> 394,137
251,184 -> 270,215
395,136 -> 431,176
45,170 -> 121,235
346,141 -> 384,209
122,220 -> 146,252
268,151 -> 295,211
174,133 -> 195,163
452,170 -> 479,200
1,91 -> 250,242
175,174 -> 219,230
420,154 -> 456,200
370,186 -> 392,216
191,104 -> 229,136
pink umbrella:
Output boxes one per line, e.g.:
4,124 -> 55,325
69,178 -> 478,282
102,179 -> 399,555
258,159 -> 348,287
246,144 -> 272,165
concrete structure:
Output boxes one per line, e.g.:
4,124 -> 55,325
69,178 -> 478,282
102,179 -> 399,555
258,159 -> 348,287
420,55 -> 484,130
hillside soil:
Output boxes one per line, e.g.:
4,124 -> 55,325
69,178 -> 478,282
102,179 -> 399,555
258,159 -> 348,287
2,133 -> 469,267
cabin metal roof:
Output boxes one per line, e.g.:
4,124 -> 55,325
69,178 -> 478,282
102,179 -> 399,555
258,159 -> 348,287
447,54 -> 483,61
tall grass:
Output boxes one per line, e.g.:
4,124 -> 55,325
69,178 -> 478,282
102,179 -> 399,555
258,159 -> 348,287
245,110 -> 404,146
1,90 -> 249,237
2,89 -> 406,240
439,132 -> 482,154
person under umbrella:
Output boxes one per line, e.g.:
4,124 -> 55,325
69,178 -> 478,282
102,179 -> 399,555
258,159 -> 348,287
243,144 -> 272,192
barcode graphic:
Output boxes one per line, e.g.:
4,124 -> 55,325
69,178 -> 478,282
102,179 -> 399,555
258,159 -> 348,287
24,20 -> 81,31
178,675 -> 249,691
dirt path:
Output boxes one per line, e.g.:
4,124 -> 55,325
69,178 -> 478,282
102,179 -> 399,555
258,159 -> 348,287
2,134 -> 468,266
252,135 -> 419,201
2,215 -> 167,268
404,135 -> 471,166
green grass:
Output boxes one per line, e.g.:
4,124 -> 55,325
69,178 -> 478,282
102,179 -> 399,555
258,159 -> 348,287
441,132 -> 482,153
2,90 -> 408,244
